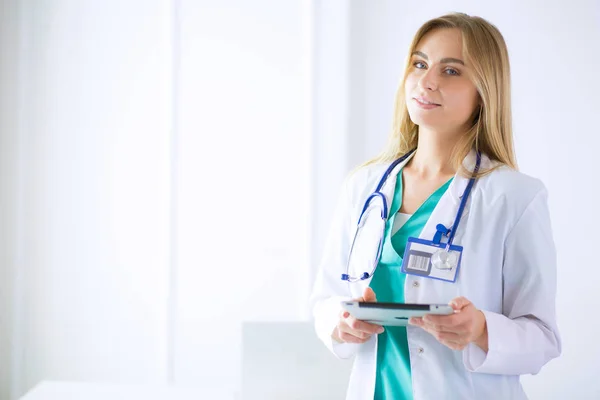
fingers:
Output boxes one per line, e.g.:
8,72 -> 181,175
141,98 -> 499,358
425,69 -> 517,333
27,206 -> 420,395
345,314 -> 384,335
336,308 -> 384,344
409,317 -> 467,349
337,323 -> 379,344
336,322 -> 370,344
409,316 -> 467,335
337,330 -> 370,344
423,313 -> 467,331
427,329 -> 461,343
335,287 -> 380,344
408,297 -> 484,351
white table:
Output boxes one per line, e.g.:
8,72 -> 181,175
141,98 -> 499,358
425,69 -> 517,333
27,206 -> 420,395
19,381 -> 236,400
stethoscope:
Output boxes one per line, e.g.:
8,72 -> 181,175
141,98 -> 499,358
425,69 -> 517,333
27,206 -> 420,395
341,149 -> 481,282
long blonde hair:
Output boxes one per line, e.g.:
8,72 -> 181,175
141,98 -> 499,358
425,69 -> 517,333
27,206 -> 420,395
361,12 -> 517,178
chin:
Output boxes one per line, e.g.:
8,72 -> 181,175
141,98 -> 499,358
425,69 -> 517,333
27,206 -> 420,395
407,109 -> 442,127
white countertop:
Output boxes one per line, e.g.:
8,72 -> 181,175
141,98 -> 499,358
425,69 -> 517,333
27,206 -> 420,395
19,381 -> 236,400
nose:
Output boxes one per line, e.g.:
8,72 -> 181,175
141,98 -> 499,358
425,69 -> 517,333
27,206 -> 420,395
417,67 -> 438,91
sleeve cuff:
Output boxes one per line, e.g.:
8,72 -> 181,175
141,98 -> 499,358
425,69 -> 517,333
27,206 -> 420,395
314,296 -> 359,359
463,341 -> 488,371
331,338 -> 360,359
463,310 -> 498,373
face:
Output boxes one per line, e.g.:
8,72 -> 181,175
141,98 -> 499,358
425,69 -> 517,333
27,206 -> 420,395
404,28 -> 480,137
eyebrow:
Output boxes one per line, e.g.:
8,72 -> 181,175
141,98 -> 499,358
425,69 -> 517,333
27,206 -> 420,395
411,51 -> 465,66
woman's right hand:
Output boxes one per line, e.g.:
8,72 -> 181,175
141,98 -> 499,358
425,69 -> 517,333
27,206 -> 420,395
332,287 -> 385,344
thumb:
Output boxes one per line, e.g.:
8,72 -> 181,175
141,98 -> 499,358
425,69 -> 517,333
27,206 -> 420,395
362,287 -> 377,303
449,296 -> 471,312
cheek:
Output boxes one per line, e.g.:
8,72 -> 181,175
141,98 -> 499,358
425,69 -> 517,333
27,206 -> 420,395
447,88 -> 479,119
404,72 -> 422,91
404,78 -> 415,98
404,76 -> 422,110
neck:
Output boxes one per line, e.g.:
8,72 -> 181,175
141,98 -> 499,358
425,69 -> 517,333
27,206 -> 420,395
407,128 -> 458,179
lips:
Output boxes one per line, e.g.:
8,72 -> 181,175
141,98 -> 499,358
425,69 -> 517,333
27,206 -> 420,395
414,96 -> 441,106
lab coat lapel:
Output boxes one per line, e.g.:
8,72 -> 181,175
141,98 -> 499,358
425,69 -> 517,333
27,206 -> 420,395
418,149 -> 481,244
351,152 -> 415,297
378,152 -> 416,218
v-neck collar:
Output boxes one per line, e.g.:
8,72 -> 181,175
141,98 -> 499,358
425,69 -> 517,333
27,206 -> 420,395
375,149 -> 490,251
396,169 -> 454,217
387,168 -> 453,237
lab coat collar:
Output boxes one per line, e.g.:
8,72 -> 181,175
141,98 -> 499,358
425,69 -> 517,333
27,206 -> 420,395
376,148 -> 485,244
379,148 -> 484,207
448,148 -> 483,204
422,148 -> 486,243
376,151 -> 415,215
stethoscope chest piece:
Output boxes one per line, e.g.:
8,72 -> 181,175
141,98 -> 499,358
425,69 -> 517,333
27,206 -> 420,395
431,248 -> 459,270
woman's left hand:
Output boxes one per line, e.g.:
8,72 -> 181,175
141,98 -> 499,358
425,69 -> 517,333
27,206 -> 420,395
408,296 -> 488,352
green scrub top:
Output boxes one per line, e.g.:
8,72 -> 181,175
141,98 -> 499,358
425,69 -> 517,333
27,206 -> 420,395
369,168 -> 453,400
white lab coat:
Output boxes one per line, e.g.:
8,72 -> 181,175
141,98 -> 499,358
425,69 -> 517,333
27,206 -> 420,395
309,149 -> 561,400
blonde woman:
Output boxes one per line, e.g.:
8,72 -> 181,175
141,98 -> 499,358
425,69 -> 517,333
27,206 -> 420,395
310,12 -> 561,400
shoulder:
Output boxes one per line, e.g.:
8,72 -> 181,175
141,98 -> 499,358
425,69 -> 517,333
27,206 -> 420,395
346,162 -> 389,188
477,163 -> 548,216
343,162 -> 390,204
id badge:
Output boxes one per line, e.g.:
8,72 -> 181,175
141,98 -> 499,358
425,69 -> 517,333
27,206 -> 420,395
401,237 -> 463,283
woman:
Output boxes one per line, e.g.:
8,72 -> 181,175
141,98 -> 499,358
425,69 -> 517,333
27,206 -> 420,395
309,12 -> 561,400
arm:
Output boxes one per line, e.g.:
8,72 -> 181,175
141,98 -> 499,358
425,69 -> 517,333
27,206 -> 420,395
463,186 -> 562,374
308,175 -> 361,359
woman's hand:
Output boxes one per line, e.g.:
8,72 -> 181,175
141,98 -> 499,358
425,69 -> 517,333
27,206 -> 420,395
408,296 -> 488,352
332,287 -> 385,344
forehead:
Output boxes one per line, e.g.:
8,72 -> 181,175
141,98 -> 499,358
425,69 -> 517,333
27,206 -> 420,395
414,28 -> 463,59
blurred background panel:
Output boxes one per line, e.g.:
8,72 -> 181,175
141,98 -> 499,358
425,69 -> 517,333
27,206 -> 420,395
173,0 -> 311,393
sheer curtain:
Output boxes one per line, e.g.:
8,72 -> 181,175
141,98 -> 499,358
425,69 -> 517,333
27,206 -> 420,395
1,1 -> 313,399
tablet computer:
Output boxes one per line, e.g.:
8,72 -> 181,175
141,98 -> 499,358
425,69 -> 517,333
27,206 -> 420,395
341,301 -> 454,326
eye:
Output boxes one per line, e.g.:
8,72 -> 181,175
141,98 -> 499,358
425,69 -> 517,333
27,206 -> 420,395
413,61 -> 460,76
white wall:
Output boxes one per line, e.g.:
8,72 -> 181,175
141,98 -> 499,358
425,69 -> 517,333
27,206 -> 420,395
347,1 -> 600,398
173,0 -> 311,394
309,0 -> 352,296
8,0 -> 173,396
